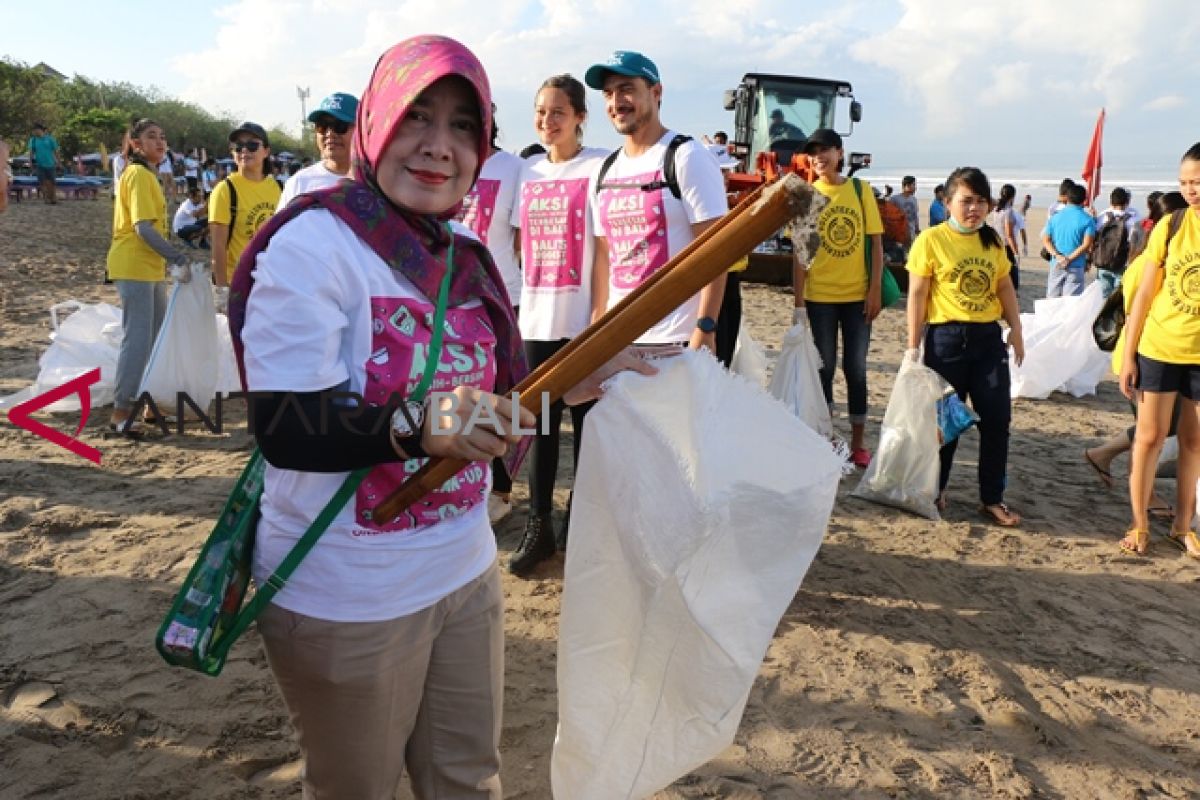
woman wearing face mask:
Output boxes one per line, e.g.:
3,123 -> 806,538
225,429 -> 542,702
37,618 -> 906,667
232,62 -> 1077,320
506,74 -> 609,576
906,167 -> 1025,526
792,127 -> 884,468
230,36 -> 651,798
106,118 -> 188,435
209,122 -> 281,291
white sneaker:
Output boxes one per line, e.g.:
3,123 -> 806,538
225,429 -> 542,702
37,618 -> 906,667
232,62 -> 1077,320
487,494 -> 513,525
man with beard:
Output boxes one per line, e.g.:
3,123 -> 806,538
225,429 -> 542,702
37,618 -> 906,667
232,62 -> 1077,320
584,50 -> 727,353
278,92 -> 359,207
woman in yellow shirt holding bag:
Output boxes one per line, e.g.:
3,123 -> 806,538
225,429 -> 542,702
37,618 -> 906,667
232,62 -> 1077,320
905,167 -> 1024,526
1118,142 -> 1200,557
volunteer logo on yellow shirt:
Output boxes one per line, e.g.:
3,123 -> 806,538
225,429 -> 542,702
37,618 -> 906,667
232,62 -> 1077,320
245,202 -> 275,238
1170,255 -> 1200,316
949,256 -> 997,314
820,204 -> 862,259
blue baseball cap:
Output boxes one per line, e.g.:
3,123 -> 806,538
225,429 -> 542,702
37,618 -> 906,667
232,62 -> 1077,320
308,92 -> 359,125
584,51 -> 660,90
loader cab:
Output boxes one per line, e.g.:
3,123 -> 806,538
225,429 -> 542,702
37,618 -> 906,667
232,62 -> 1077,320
723,73 -> 865,171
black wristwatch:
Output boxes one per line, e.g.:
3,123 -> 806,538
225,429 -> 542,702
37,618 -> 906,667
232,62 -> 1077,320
695,316 -> 717,333
389,399 -> 428,459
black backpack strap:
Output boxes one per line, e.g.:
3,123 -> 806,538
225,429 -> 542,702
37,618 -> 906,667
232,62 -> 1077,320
593,134 -> 692,199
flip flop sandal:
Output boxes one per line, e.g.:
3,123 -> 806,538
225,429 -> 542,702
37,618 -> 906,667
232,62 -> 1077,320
107,421 -> 145,440
1166,530 -> 1200,558
1120,528 -> 1149,556
979,502 -> 1021,527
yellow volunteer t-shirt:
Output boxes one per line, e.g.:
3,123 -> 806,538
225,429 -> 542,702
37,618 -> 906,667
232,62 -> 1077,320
1138,210 -> 1200,365
209,173 -> 282,281
804,177 -> 884,303
1110,252 -> 1149,374
106,163 -> 168,282
906,224 -> 1010,324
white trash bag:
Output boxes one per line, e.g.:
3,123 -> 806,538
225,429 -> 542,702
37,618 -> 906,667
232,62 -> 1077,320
852,359 -> 945,520
138,266 -> 220,413
0,301 -> 122,413
729,322 -> 769,387
768,320 -> 833,438
552,351 -> 843,800
215,313 -> 242,396
1011,281 -> 1109,399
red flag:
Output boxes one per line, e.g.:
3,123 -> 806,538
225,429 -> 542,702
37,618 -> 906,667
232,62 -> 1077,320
1081,108 -> 1105,207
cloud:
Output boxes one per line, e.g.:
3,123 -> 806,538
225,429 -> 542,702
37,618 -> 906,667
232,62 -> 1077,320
1144,95 -> 1185,112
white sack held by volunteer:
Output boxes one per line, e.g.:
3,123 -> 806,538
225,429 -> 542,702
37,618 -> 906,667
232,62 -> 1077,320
552,351 -> 843,799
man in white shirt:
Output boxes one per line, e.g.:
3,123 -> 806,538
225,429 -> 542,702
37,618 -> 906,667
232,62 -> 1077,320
173,186 -> 209,248
278,92 -> 358,208
584,50 -> 727,352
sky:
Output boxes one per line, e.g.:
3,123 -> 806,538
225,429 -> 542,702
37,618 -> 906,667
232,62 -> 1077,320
6,0 -> 1198,179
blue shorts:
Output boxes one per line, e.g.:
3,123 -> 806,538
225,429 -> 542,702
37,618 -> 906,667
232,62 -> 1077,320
35,165 -> 55,182
1137,353 -> 1200,400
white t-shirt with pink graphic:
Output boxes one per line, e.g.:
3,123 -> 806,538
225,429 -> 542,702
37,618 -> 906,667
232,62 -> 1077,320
592,131 -> 727,343
242,209 -> 497,623
457,149 -> 522,305
511,147 -> 608,341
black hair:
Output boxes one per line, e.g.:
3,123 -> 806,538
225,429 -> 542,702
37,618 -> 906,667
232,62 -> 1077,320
124,118 -> 161,169
538,74 -> 588,139
489,103 -> 500,150
1110,186 -> 1130,207
1158,191 -> 1187,215
1146,190 -> 1164,220
1182,142 -> 1200,163
713,131 -> 728,144
943,167 -> 1003,250
933,183 -> 944,195
1066,183 -> 1086,205
902,175 -> 915,187
996,183 -> 1016,211
519,142 -> 546,159
1058,178 -> 1075,196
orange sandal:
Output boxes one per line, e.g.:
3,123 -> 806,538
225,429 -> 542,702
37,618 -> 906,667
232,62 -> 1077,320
1119,528 -> 1149,556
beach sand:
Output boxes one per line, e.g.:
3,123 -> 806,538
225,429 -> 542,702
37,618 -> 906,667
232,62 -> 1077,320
2,198 -> 1199,799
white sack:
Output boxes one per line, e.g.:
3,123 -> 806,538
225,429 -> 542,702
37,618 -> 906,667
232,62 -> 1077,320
552,351 -> 842,800
768,320 -> 833,438
729,323 -> 768,387
852,359 -> 945,520
1011,281 -> 1110,399
138,269 -> 220,412
215,314 -> 243,395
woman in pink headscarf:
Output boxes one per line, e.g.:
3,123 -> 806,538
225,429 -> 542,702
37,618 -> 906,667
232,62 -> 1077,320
229,35 -> 653,799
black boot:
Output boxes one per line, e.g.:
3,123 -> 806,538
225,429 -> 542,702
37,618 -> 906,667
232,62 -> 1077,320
509,512 -> 556,577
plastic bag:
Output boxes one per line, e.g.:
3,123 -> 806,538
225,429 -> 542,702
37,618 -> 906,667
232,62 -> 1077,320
139,267 -> 220,412
1011,281 -> 1111,399
0,301 -> 122,413
768,321 -> 833,438
552,351 -> 843,800
729,323 -> 768,387
215,314 -> 243,396
852,359 -> 945,519
937,391 -> 979,444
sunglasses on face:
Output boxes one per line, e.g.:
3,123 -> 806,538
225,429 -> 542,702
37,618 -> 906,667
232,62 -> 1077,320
231,140 -> 262,153
315,119 -> 351,135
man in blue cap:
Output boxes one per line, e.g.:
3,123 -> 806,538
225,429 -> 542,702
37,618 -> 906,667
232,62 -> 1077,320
279,91 -> 359,207
584,51 -> 727,353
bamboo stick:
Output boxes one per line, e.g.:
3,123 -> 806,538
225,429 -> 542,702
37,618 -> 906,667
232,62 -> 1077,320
371,173 -> 823,524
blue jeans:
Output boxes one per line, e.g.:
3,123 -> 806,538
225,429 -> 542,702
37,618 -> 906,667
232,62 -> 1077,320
1046,265 -> 1084,297
924,321 -> 1011,505
805,300 -> 871,425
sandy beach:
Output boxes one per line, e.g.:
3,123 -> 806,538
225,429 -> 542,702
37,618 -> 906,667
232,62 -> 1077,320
2,196 -> 1199,799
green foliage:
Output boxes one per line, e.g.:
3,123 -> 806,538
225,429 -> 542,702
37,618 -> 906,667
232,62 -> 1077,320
0,57 -> 317,162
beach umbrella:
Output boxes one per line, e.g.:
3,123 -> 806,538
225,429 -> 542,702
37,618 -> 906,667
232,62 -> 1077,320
1081,108 -> 1105,207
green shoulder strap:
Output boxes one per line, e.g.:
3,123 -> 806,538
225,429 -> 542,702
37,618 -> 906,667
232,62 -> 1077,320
851,177 -> 874,276
215,230 -> 458,648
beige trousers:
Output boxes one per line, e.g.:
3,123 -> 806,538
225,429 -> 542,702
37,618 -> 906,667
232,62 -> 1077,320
258,563 -> 504,800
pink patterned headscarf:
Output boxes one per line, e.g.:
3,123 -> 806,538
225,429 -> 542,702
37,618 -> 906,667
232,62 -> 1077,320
352,34 -> 493,217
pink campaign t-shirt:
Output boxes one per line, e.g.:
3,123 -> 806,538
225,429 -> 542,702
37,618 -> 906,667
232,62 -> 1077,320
592,131 -> 727,343
242,209 -> 498,623
457,149 -> 522,305
511,147 -> 608,341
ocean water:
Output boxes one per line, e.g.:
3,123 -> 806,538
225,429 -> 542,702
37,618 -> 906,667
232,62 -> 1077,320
861,165 -> 1180,212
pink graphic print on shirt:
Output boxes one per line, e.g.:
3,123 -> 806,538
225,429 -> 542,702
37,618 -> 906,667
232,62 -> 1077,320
597,170 -> 669,290
457,178 -> 500,245
356,297 -> 498,534
520,177 -> 588,290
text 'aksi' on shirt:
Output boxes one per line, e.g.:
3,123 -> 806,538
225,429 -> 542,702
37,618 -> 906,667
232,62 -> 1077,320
458,149 -> 523,307
804,178 -> 884,304
511,147 -> 608,341
906,225 -> 1011,324
592,131 -> 727,344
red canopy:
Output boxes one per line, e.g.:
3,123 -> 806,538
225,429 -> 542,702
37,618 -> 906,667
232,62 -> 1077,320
1081,109 -> 1105,207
